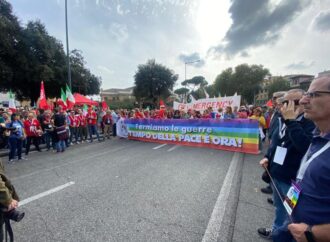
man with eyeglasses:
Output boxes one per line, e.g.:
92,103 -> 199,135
273,76 -> 330,242
258,89 -> 315,240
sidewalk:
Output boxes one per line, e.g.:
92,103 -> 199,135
232,152 -> 274,242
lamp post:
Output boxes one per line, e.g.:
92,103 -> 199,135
184,59 -> 200,102
65,0 -> 72,90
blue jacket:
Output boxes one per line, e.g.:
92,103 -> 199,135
266,114 -> 315,184
268,110 -> 280,140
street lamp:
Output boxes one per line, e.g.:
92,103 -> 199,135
65,0 -> 72,90
184,59 -> 200,102
184,59 -> 200,82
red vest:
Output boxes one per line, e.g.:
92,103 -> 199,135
68,115 -> 79,127
24,119 -> 41,137
78,114 -> 87,127
86,111 -> 97,125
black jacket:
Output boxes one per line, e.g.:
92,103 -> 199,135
266,114 -> 315,183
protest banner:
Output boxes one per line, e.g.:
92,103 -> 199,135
173,95 -> 241,111
125,118 -> 259,154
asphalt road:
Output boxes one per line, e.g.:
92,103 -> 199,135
3,138 -> 247,242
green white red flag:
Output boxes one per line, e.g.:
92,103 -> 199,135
56,88 -> 67,110
8,90 -> 16,112
66,84 -> 75,109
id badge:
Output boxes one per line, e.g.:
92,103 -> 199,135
283,181 -> 301,215
273,146 -> 287,165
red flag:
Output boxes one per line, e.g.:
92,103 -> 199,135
101,101 -> 109,111
56,98 -> 67,111
39,81 -> 49,110
266,99 -> 273,107
159,100 -> 165,109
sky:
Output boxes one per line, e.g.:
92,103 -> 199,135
10,0 -> 330,90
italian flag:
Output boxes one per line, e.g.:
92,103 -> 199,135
8,90 -> 16,113
66,84 -> 75,109
56,88 -> 67,110
82,104 -> 88,116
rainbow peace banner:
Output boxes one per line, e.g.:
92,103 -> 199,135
125,119 -> 259,154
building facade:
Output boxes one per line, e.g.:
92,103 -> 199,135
255,76 -> 273,105
284,74 -> 314,91
100,87 -> 135,102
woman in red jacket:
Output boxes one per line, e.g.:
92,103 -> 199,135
24,112 -> 43,155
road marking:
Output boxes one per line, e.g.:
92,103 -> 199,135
202,152 -> 242,242
11,146 -> 127,181
167,145 -> 179,152
152,144 -> 167,150
19,181 -> 75,207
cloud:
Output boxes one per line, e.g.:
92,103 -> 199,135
108,23 -> 129,43
97,66 -> 114,74
178,52 -> 205,67
312,10 -> 330,32
285,61 -> 315,70
209,0 -> 311,57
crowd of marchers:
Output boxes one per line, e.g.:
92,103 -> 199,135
0,76 -> 330,241
0,106 -> 112,163
1,100 -> 278,161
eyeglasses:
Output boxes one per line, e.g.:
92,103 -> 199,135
303,91 -> 330,98
282,100 -> 300,106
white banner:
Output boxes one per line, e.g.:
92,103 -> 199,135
173,95 -> 241,111
116,117 -> 128,138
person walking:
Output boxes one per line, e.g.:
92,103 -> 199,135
102,110 -> 113,139
24,112 -> 43,156
53,107 -> 67,152
6,114 -> 25,163
86,108 -> 101,142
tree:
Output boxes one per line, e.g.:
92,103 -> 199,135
214,68 -> 234,96
181,76 -> 207,91
0,0 -> 101,104
16,20 -> 68,102
133,59 -> 178,105
70,49 -> 101,95
20,25 -> 101,102
174,87 -> 189,102
0,0 -> 27,91
266,76 -> 290,98
213,64 -> 269,103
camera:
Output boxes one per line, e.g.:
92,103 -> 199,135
0,205 -> 25,222
4,209 -> 25,222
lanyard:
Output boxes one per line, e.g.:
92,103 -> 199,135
297,141 -> 330,180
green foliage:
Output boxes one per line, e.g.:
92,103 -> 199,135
214,68 -> 233,96
133,59 -> 178,105
181,75 -> 207,91
70,49 -> 101,95
107,99 -> 135,110
214,64 -> 269,103
205,85 -> 216,97
266,76 -> 290,98
174,87 -> 189,95
0,0 -> 101,103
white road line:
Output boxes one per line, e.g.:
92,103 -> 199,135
202,152 -> 242,242
152,144 -> 167,150
19,181 -> 75,207
11,146 -> 127,181
167,145 -> 179,152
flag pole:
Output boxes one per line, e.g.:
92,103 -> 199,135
65,0 -> 72,90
